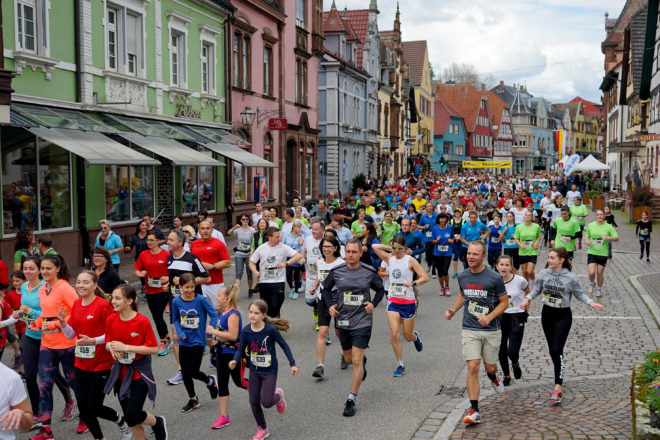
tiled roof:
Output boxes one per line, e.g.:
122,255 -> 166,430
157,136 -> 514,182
602,0 -> 647,49
323,8 -> 349,33
401,40 -> 427,86
569,97 -> 602,118
629,5 -> 648,96
435,82 -> 488,132
552,102 -> 580,121
489,83 -> 533,107
484,91 -> 510,139
343,10 -> 370,68
434,98 -> 464,135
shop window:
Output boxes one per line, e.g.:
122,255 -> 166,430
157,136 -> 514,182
306,148 -> 314,198
234,162 -> 247,201
199,164 -> 215,212
264,132 -> 273,199
105,165 -> 154,222
181,161 -> 215,214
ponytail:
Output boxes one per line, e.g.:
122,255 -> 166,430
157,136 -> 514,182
218,284 -> 240,311
249,299 -> 290,331
77,270 -> 111,301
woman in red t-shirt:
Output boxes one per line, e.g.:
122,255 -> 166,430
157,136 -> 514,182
134,230 -> 171,356
58,271 -> 133,440
4,270 -> 25,369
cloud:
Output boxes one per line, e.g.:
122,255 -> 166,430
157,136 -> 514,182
333,0 -> 628,103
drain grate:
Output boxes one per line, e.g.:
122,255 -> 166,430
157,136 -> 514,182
437,386 -> 466,397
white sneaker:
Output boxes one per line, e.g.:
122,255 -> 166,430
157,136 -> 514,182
595,288 -> 602,297
491,376 -> 504,393
167,371 -> 184,385
119,421 -> 134,440
587,284 -> 594,294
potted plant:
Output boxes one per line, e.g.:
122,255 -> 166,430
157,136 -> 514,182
631,185 -> 653,222
632,350 -> 660,438
587,190 -> 603,210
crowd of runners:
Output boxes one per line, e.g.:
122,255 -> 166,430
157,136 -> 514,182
0,170 -> 650,439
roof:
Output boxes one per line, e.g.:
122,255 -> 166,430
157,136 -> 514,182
510,87 -> 532,115
569,97 -> 602,118
602,0 -> 647,49
401,40 -> 428,86
343,10 -> 370,69
489,83 -> 534,107
435,82 -> 488,132
322,7 -> 359,41
628,5 -> 648,96
433,98 -> 464,135
484,91 -> 510,139
552,102 -> 581,121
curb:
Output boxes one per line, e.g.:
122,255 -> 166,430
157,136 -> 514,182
629,272 -> 660,347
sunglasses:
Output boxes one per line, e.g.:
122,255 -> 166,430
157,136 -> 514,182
392,246 -> 405,251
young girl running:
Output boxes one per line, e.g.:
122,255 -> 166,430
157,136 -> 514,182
636,210 -> 653,262
206,285 -> 248,429
495,255 -> 530,386
230,299 -> 298,440
103,284 -> 167,440
431,214 -> 454,296
57,271 -> 133,440
487,213 -> 503,268
514,211 -> 542,282
502,212 -> 520,270
5,270 -> 26,369
521,248 -> 604,404
171,273 -> 219,412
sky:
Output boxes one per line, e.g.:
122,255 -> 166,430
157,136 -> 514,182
331,0 -> 628,104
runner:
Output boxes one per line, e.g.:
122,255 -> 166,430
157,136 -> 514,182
377,211 -> 400,246
450,209 -> 465,277
206,285 -> 248,429
514,211 -> 542,282
301,219 -> 324,328
171,273 -> 219,413
430,214 -> 454,296
57,271 -> 133,440
282,221 -> 305,300
309,236 -> 345,379
190,221 -> 231,309
495,255 -> 530,386
373,238 -> 428,376
569,196 -> 588,249
228,216 -> 256,295
103,284 -> 168,440
459,211 -> 489,270
321,239 -> 386,417
5,271 -> 26,370
444,241 -> 508,425
604,205 -> 618,260
551,206 -> 580,260
585,210 -> 619,297
520,247 -> 604,404
418,203 -> 438,277
636,210 -> 653,263
486,213 -> 503,268
501,212 -> 520,270
393,218 -> 425,265
229,300 -> 298,440
0,361 -> 33,439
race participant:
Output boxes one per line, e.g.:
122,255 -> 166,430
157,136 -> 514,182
510,199 -> 526,225
585,210 -> 619,297
228,216 -> 256,296
330,215 -> 353,245
292,196 -> 310,219
57,271 -> 133,440
501,212 -> 520,270
165,230 -> 210,386
521,248 -> 604,404
377,212 -> 400,246
301,219 -> 324,327
230,300 -> 298,440
418,203 -> 439,277
373,239 -> 428,376
486,213 -> 503,268
551,206 -> 580,260
308,236 -> 345,379
444,241 -> 508,425
569,196 -> 588,249
134,230 -> 171,356
321,239 -> 386,417
450,210 -> 464,278
514,211 -> 542,282
0,362 -> 33,439
459,211 -> 489,270
251,203 -> 264,227
282,221 -> 305,300
393,218 -> 425,265
565,184 -> 581,207
103,284 -> 167,440
249,227 -> 302,318
191,221 -> 231,309
530,186 -> 544,218
637,210 -> 653,262
431,214 -> 454,296
495,256 -> 530,386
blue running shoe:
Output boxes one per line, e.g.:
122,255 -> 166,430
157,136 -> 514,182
392,365 -> 406,377
413,330 -> 423,352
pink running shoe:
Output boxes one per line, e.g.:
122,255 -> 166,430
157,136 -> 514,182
274,388 -> 286,414
439,287 -> 445,296
252,427 -> 270,440
212,414 -> 231,429
76,419 -> 89,434
30,428 -> 53,440
62,400 -> 77,421
445,287 -> 451,296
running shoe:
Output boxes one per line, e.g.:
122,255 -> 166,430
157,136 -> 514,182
445,287 -> 451,297
292,291 -> 299,299
503,376 -> 512,386
312,365 -> 325,379
166,303 -> 170,314
640,254 -> 644,260
392,365 -> 406,377
512,362 -> 522,380
413,330 -> 423,352
275,388 -> 286,414
315,322 -> 320,331
167,371 -> 184,385
207,375 -> 219,399
62,400 -> 77,421
288,288 -> 294,299
152,416 -> 168,440
362,355 -> 367,381
550,389 -> 563,404
491,376 -> 504,393
252,427 -> 270,440
452,272 -> 458,279
248,289 -> 254,298
648,258 -> 651,264
439,287 -> 445,296
463,409 -> 481,425
578,242 -> 582,249
30,428 -> 53,440
30,415 -> 42,431
595,288 -> 602,298
77,419 -> 89,434
181,398 -> 200,413
432,274 -> 437,279
325,335 -> 332,344
118,421 -> 133,440
343,399 -> 356,417
313,308 -> 319,322
340,355 -> 349,370
587,283 -> 594,294
157,340 -> 171,356
13,354 -> 22,369
212,414 -> 231,429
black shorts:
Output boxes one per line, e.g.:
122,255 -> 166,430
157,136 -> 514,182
519,255 -> 538,265
567,251 -> 574,260
6,330 -> 16,344
317,299 -> 332,327
337,327 -> 371,351
587,254 -> 608,267
575,227 -> 584,239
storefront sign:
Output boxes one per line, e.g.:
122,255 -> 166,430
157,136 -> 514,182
462,160 -> 512,169
175,101 -> 202,119
382,140 -> 391,151
638,134 -> 660,142
268,118 -> 287,130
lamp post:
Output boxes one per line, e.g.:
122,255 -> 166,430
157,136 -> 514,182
240,107 -> 256,127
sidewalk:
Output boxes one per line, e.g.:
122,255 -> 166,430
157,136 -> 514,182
412,208 -> 660,440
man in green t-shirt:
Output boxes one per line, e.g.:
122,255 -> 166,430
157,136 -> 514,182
569,196 -> 588,249
513,211 -> 542,282
551,206 -> 581,260
585,210 -> 619,297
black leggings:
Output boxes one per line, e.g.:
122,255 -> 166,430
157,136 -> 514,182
434,255 -> 452,277
285,266 -> 303,291
488,248 -> 502,267
259,282 -> 285,318
20,335 -> 71,414
116,379 -> 148,427
498,313 -> 527,377
74,368 -> 121,439
179,345 -> 210,399
503,248 -> 520,270
146,291 -> 171,340
425,242 -> 436,274
640,239 -> 651,258
248,372 -> 280,430
216,352 -> 248,397
541,306 -> 572,385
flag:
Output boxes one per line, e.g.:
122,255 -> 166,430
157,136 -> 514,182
553,130 -> 564,158
415,133 -> 426,142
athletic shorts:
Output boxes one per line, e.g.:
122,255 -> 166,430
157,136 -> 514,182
519,255 -> 538,265
587,254 -> 608,267
640,236 -> 651,243
567,251 -> 574,260
201,283 -> 223,309
461,329 -> 501,364
386,301 -> 417,320
317,298 -> 332,327
337,327 -> 371,351
575,226 -> 584,239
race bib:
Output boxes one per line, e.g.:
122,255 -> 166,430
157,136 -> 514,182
318,269 -> 329,283
181,315 -> 200,329
343,292 -> 364,306
491,237 -> 500,244
19,313 -> 32,324
41,318 -> 60,333
437,245 -> 449,252
117,351 -> 136,365
170,286 -> 182,297
641,229 -> 649,236
337,319 -> 349,327
250,352 -> 272,368
308,262 -> 317,276
426,231 -> 432,238
508,295 -> 514,308
506,239 -> 516,246
523,240 -> 533,247
541,293 -> 563,308
454,234 -> 461,240
148,277 -> 162,288
75,345 -> 96,359
238,242 -> 251,251
467,300 -> 489,317
264,267 -> 279,280
561,235 -> 571,243
592,238 -> 604,246
390,283 -> 406,297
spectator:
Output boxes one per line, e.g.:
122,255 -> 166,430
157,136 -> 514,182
12,229 -> 36,271
36,234 -> 57,256
124,220 -> 149,262
92,247 -> 122,294
93,220 -> 123,269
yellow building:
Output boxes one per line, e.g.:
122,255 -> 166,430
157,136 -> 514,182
402,40 -> 434,158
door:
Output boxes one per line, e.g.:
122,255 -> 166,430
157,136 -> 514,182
286,139 -> 296,205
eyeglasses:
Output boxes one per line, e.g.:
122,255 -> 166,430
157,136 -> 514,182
321,245 -> 335,249
146,238 -> 158,242
92,254 -> 104,259
241,218 -> 249,221
100,226 -> 108,230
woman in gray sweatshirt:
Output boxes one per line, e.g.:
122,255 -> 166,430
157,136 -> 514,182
521,247 -> 604,405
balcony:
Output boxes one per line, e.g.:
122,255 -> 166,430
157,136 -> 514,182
512,146 -> 530,155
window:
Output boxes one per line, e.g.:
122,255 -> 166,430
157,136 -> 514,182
105,165 -> 154,222
296,0 -> 305,28
295,59 -> 307,105
201,42 -> 214,94
126,12 -> 140,75
306,151 -> 314,198
171,30 -> 183,85
263,46 -> 272,96
343,92 -> 348,124
456,144 -> 464,155
443,141 -> 451,155
233,34 -> 239,87
302,62 -> 307,105
198,162 -> 215,212
232,32 -> 250,90
182,166 -> 198,212
107,8 -> 117,70
242,37 -> 249,89
106,6 -> 144,76
16,0 -> 37,52
264,133 -> 273,199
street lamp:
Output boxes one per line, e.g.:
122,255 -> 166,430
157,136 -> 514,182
240,107 -> 256,127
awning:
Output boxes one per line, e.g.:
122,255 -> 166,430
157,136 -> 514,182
28,127 -> 161,165
608,141 -> 644,153
202,142 -> 276,168
118,132 -> 224,166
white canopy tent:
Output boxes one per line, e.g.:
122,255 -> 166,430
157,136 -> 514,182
567,154 -> 610,175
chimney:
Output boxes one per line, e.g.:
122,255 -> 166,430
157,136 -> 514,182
499,80 -> 504,92
520,85 -> 524,91
481,83 -> 485,91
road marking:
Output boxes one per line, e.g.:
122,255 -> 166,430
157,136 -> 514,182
527,316 -> 642,320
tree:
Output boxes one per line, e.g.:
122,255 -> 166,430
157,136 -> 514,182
440,63 -> 479,87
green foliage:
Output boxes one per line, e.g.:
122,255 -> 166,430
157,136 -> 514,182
352,173 -> 367,193
633,185 -> 654,207
642,350 -> 660,383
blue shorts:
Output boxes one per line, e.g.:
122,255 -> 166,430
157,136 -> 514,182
386,301 -> 417,320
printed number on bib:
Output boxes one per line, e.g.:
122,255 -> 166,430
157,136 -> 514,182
506,239 -> 516,246
491,237 -> 500,244
318,270 -> 328,283
467,300 -> 489,318
118,351 -> 136,365
181,315 -> 200,329
264,267 -> 279,280
561,236 -> 571,243
148,277 -> 162,288
426,231 -> 432,238
75,345 -> 96,359
41,318 -> 60,333
170,286 -> 182,297
641,229 -> 649,236
454,234 -> 461,240
592,238 -> 604,246
541,293 -> 562,308
390,283 -> 406,297
508,295 -> 514,308
343,292 -> 364,306
251,352 -> 272,368
308,263 -> 317,275
337,319 -> 349,327
523,240 -> 533,247
438,245 -> 449,252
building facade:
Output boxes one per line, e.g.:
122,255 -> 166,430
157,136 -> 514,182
402,40 -> 434,160
432,99 -> 466,173
485,90 -> 513,174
